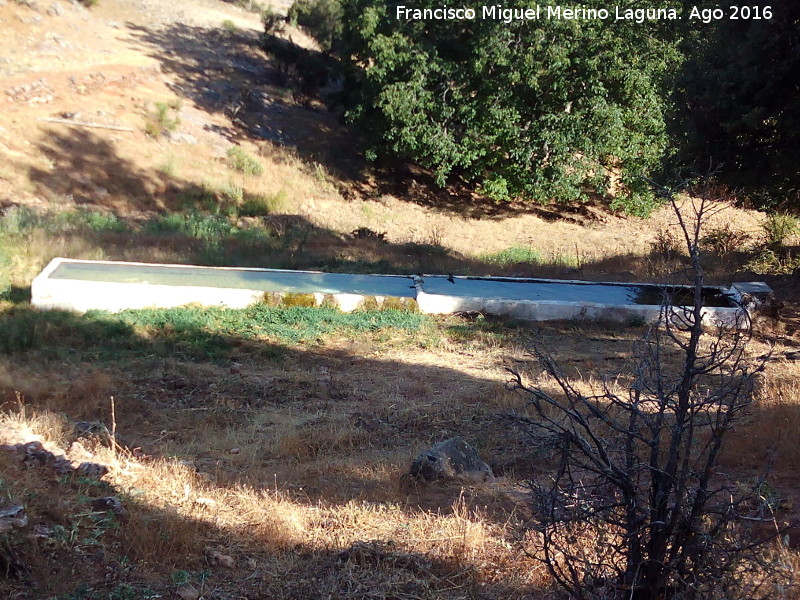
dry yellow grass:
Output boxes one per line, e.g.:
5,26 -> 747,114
2,313 -> 798,598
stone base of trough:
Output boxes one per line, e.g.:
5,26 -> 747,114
415,290 -> 747,328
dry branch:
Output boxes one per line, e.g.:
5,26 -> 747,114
37,117 -> 135,132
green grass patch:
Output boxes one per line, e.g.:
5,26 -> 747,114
222,19 -> 240,33
0,304 -> 431,362
762,212 -> 799,247
144,100 -> 181,138
240,190 -> 287,217
480,245 -> 542,266
116,304 -> 429,345
226,146 -> 264,176
143,212 -> 237,240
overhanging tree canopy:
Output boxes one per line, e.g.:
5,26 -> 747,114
337,0 -> 682,214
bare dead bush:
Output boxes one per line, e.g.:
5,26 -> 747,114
508,181 -> 792,599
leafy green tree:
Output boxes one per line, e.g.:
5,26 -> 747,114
337,0 -> 682,214
675,1 -> 800,208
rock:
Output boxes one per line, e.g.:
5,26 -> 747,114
90,496 -> 127,517
207,549 -> 234,568
409,437 -> 495,483
175,585 -> 200,600
75,461 -> 109,479
47,2 -> 63,15
229,447 -> 241,455
72,421 -> 112,446
19,14 -> 43,24
68,440 -> 93,461
0,505 -> 27,533
170,132 -> 197,145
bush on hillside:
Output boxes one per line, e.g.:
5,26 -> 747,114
287,0 -> 342,51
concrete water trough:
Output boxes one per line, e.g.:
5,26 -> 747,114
31,258 -> 773,327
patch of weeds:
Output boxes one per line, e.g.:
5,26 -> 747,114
227,146 -> 264,176
217,180 -> 244,206
741,248 -> 800,275
65,209 -> 128,233
60,583 -> 159,600
444,313 -> 515,343
701,224 -> 751,256
762,212 -> 799,247
0,205 -> 41,235
280,293 -> 318,307
650,229 -> 681,262
310,161 -> 337,192
480,245 -> 542,267
235,0 -> 266,13
178,183 -> 238,216
0,301 -> 430,363
159,154 -> 180,177
222,19 -> 240,34
172,570 -> 210,588
143,212 -> 236,241
144,100 -> 181,139
240,190 -> 287,217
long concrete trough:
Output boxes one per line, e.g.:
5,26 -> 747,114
31,258 -> 773,327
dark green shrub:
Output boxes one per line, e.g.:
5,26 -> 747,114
287,0 -> 341,51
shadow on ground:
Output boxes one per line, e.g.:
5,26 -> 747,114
122,20 -> 628,221
0,438 -> 546,599
126,22 -> 366,181
1,296 -> 798,598
0,305 -> 577,598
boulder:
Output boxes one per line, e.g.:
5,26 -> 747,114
409,437 -> 494,483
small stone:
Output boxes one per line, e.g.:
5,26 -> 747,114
194,497 -> 216,507
207,549 -> 235,568
90,496 -> 127,516
175,585 -> 200,600
229,447 -> 241,455
47,2 -> 63,16
0,505 -> 27,533
75,461 -> 109,479
68,440 -> 93,460
170,132 -> 197,145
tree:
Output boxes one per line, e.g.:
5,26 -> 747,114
508,181 -> 787,598
337,0 -> 682,215
675,1 -> 800,208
